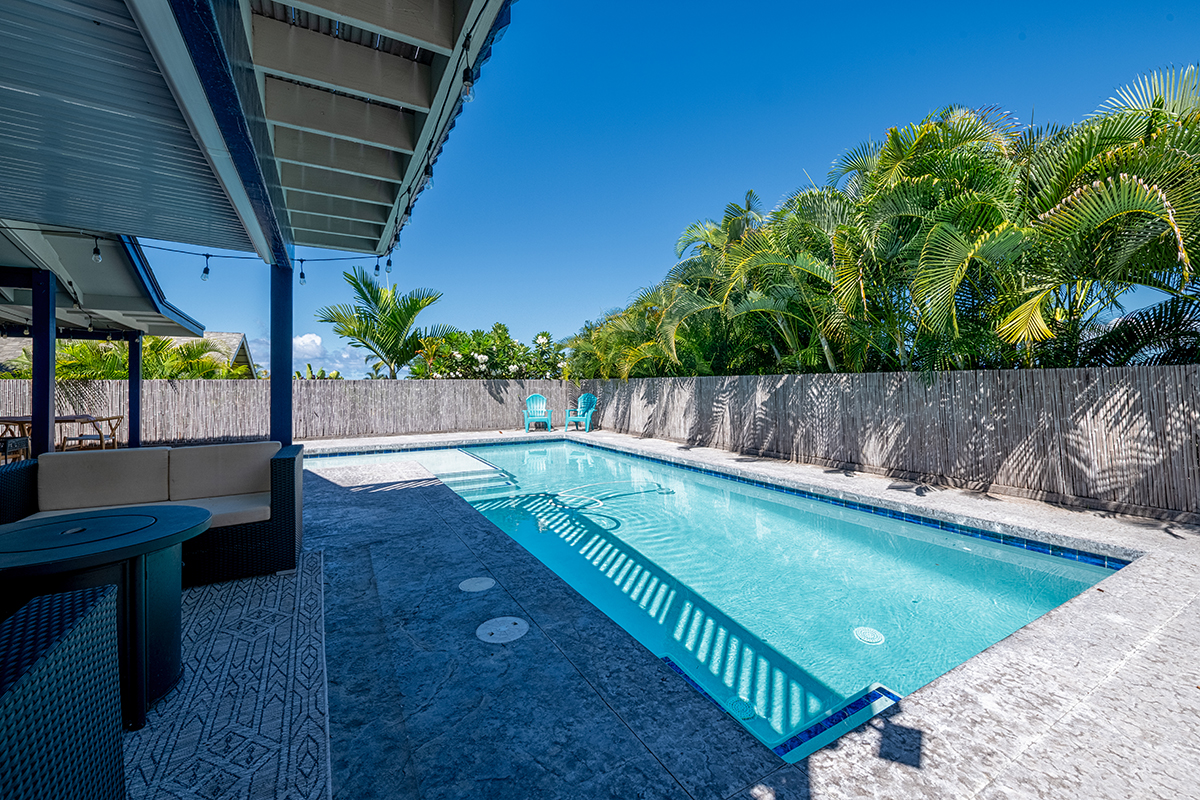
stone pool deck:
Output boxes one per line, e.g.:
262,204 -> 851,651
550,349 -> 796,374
301,430 -> 1200,799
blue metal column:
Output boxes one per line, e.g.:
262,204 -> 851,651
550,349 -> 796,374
30,271 -> 56,457
128,334 -> 143,448
269,263 -> 292,445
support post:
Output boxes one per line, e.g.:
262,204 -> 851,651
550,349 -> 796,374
128,334 -> 143,448
269,262 -> 293,445
30,271 -> 57,457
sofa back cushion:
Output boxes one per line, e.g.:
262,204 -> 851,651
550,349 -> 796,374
169,441 -> 281,501
38,447 -> 171,511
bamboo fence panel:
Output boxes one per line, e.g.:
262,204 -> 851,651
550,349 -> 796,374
584,366 -> 1200,519
0,367 -> 1194,517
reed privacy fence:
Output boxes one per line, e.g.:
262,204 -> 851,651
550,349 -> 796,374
582,367 -> 1200,523
0,367 -> 1195,520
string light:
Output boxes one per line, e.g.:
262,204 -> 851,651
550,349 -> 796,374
374,256 -> 380,277
87,318 -> 94,332
460,66 -> 475,102
23,325 -> 29,336
298,259 -> 306,286
201,254 -> 210,281
385,251 -> 393,273
91,237 -> 102,263
423,164 -> 434,189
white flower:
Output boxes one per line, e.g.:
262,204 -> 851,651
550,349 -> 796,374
475,353 -> 488,363
557,361 -> 567,369
508,364 -> 519,373
453,351 -> 461,360
536,335 -> 548,345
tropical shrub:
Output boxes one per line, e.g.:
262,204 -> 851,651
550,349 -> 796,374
408,323 -> 567,379
0,336 -> 248,379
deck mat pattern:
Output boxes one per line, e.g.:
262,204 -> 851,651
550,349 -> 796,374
124,551 -> 330,800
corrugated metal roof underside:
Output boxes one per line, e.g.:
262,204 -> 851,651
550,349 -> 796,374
0,0 -> 254,253
251,0 -> 435,64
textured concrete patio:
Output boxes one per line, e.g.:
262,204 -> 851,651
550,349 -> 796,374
302,430 -> 1200,799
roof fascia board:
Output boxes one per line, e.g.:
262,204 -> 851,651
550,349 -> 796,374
133,0 -> 294,269
124,0 -> 275,264
119,237 -> 206,335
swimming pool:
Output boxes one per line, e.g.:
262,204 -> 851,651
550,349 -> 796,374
309,441 -> 1118,760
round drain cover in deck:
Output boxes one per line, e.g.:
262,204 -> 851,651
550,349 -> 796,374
459,577 -> 496,592
476,617 -> 528,643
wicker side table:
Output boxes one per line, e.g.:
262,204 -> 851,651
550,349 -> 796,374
0,586 -> 124,800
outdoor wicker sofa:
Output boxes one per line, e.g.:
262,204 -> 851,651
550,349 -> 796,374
0,441 -> 302,587
0,586 -> 124,800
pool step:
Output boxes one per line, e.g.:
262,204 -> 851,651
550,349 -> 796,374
438,469 -> 517,494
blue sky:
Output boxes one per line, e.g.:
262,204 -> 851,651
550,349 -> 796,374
147,0 -> 1196,377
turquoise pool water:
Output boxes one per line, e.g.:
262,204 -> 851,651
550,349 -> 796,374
310,442 -> 1113,758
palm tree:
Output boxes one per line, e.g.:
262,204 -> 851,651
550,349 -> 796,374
316,266 -> 454,378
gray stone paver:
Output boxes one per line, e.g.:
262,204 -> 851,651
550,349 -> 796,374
303,430 -> 1200,799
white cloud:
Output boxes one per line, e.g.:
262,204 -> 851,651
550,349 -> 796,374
292,333 -> 326,359
249,335 -> 377,378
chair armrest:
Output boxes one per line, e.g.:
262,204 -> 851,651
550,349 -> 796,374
0,459 -> 37,524
270,444 -> 304,562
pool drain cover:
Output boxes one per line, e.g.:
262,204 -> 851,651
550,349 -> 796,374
476,617 -> 528,643
459,577 -> 496,592
854,627 -> 886,645
728,697 -> 757,720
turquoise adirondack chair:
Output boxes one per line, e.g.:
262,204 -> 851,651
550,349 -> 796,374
523,394 -> 553,432
564,393 -> 597,432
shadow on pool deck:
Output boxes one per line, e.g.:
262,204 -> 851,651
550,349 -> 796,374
303,462 -> 824,800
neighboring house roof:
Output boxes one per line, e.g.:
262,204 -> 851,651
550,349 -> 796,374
0,331 -> 256,377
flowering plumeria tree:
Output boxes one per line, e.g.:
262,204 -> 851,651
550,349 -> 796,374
409,323 -> 568,379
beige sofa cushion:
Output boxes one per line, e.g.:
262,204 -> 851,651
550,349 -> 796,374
25,492 -> 271,528
169,441 -> 281,501
163,493 -> 271,527
37,447 -> 170,511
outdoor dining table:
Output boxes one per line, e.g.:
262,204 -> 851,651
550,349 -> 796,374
0,505 -> 212,729
0,414 -> 123,450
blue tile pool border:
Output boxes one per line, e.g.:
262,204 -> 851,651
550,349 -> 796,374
771,685 -> 902,758
304,439 -> 1131,570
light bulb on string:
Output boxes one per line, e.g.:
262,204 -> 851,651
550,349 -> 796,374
424,164 -> 434,190
91,237 -> 103,264
385,251 -> 392,273
201,254 -> 211,281
87,319 -> 94,332
23,325 -> 29,336
460,66 -> 475,102
298,259 -> 306,286
374,257 -> 380,277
